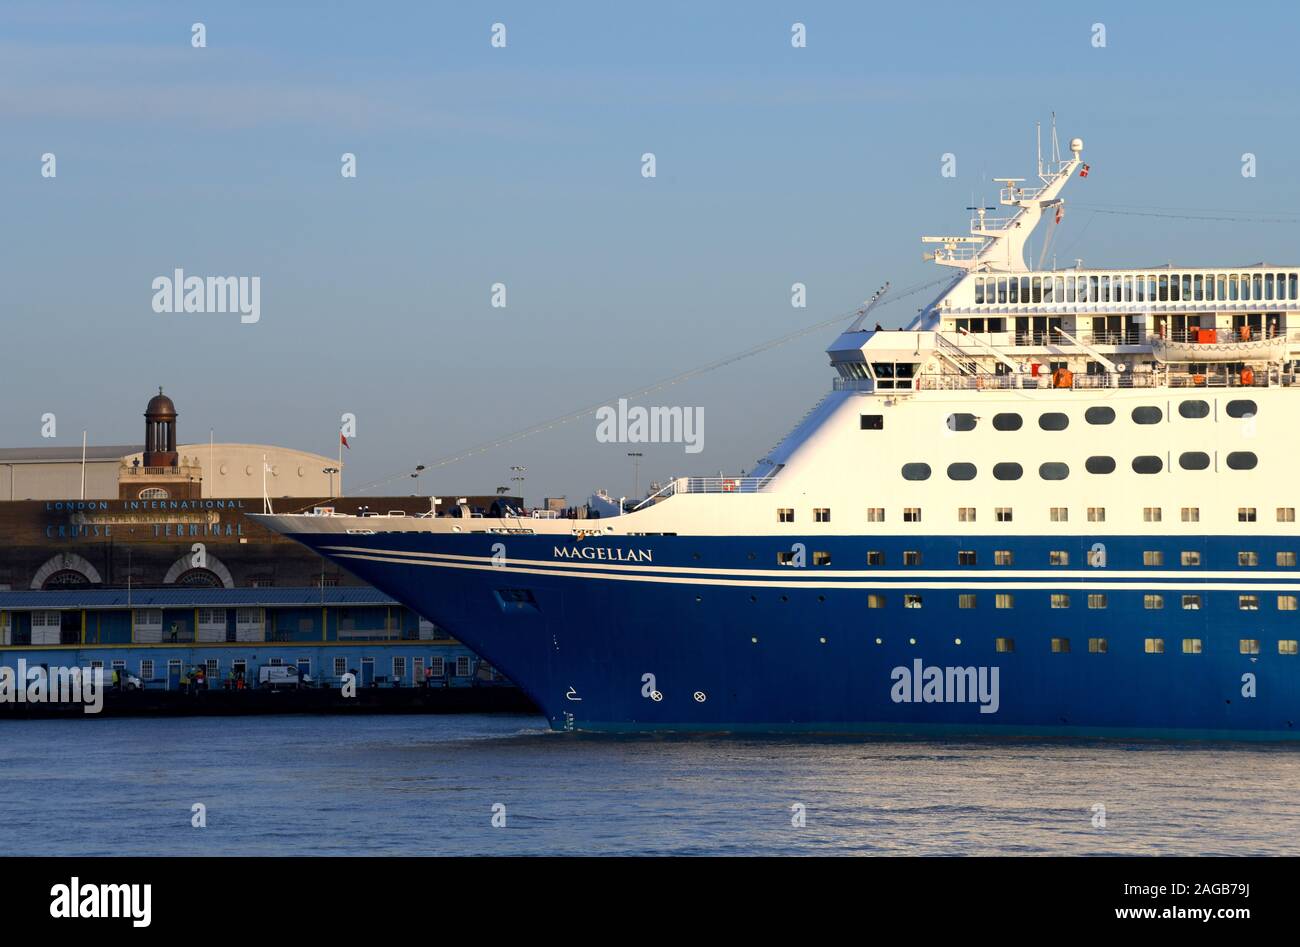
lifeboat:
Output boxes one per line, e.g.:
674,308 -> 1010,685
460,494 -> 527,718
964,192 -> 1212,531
1151,333 -> 1288,363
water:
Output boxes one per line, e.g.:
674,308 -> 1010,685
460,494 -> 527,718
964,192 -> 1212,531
2,714 -> 1298,855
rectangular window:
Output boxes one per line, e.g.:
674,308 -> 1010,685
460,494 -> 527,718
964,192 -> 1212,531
994,550 -> 1013,566
1240,639 -> 1261,655
1087,507 -> 1105,522
428,656 -> 445,679
1182,638 -> 1203,654
1279,552 -> 1297,567
777,508 -> 794,523
393,656 -> 407,681
1050,507 -> 1068,522
866,550 -> 884,566
1088,637 -> 1108,654
958,593 -> 977,609
1239,551 -> 1259,567
1182,594 -> 1201,610
866,508 -> 884,522
903,507 -> 921,523
1278,595 -> 1297,611
1181,551 -> 1201,566
140,659 -> 155,680
814,508 -> 831,523
860,414 -> 884,430
995,637 -> 1015,653
957,550 -> 977,566
1279,640 -> 1299,656
1143,507 -> 1162,523
776,551 -> 797,566
1144,594 -> 1164,610
1145,638 -> 1165,654
995,593 -> 1014,609
456,656 -> 472,677
1049,550 -> 1069,566
812,551 -> 832,566
957,507 -> 976,522
1239,507 -> 1257,523
1143,550 -> 1164,567
1088,593 -> 1107,609
995,507 -> 1013,522
1181,507 -> 1200,522
904,594 -> 923,609
1278,507 -> 1296,523
1051,593 -> 1070,609
903,550 -> 922,566
867,594 -> 886,609
333,657 -> 347,677
1239,595 -> 1260,611
1051,637 -> 1070,653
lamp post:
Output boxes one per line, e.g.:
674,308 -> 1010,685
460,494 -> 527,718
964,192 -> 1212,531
323,466 -> 339,495
627,451 -> 643,499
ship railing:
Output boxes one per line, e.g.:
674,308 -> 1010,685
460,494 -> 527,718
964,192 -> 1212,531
1157,326 -> 1285,343
631,475 -> 775,510
918,368 -> 1278,392
832,378 -> 875,392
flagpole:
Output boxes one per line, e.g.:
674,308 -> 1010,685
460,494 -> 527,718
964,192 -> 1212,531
79,431 -> 87,500
338,432 -> 343,495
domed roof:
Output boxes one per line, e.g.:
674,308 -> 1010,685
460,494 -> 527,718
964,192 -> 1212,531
145,387 -> 177,419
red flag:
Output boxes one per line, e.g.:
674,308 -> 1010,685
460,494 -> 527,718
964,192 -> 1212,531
340,433 -> 350,450
1055,205 -> 1063,225
1079,164 -> 1090,178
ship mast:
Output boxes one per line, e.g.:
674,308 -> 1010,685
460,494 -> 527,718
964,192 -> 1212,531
922,118 -> 1083,275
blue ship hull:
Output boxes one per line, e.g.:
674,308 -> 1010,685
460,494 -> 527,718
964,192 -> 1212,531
284,530 -> 1300,739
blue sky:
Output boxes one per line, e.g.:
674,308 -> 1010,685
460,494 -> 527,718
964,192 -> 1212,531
5,1 -> 1300,502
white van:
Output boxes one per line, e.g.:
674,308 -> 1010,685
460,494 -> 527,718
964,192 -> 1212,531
258,665 -> 312,688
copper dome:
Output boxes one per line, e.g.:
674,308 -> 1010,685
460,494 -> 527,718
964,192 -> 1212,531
144,387 -> 177,420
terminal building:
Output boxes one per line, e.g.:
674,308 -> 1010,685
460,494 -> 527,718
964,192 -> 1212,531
0,389 -> 525,697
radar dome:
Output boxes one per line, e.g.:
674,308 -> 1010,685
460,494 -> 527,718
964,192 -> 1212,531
1069,137 -> 1084,155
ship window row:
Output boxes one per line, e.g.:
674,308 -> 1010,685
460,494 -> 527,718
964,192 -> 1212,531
962,401 -> 1256,434
781,505 -> 1294,525
791,549 -> 1298,569
972,271 -> 1300,306
856,591 -> 1298,612
902,452 -> 1258,481
994,637 -> 1298,655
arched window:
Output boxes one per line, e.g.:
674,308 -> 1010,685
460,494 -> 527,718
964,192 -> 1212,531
139,487 -> 169,500
175,569 -> 222,588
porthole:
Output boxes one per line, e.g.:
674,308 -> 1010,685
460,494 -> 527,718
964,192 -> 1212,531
947,413 -> 978,432
1039,412 -> 1069,431
1132,406 -> 1163,424
1039,462 -> 1069,481
1084,406 -> 1115,425
1227,451 -> 1258,470
1179,451 -> 1210,471
1178,400 -> 1210,419
1226,399 -> 1257,419
992,462 -> 1023,481
1085,456 -> 1116,474
992,412 -> 1023,431
947,462 -> 977,481
901,463 -> 931,481
1132,455 -> 1164,474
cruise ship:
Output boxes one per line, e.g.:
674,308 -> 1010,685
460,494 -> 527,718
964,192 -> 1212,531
259,129 -> 1300,738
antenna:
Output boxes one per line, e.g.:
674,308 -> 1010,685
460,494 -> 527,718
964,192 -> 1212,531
1036,121 -> 1042,178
